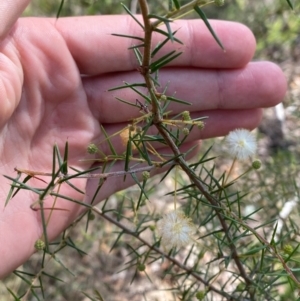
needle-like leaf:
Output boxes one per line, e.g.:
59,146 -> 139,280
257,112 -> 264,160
286,0 -> 294,9
194,5 -> 225,51
56,0 -> 65,19
121,3 -> 144,28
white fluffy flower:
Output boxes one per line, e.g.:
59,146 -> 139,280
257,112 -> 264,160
225,129 -> 257,160
157,210 -> 196,250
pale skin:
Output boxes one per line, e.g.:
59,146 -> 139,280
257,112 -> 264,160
0,1 -> 286,279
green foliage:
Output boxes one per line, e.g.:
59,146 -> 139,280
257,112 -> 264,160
201,0 -> 300,60
2,0 -> 300,300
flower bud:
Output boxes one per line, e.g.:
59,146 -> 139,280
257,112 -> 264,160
283,244 -> 293,255
236,282 -> 245,291
197,121 -> 204,130
160,94 -> 167,101
196,291 -> 205,300
137,263 -> 146,271
252,159 -> 262,170
149,225 -> 155,231
182,127 -> 190,135
35,239 -> 45,251
142,171 -> 150,181
182,111 -> 191,121
87,143 -> 98,154
88,213 -> 95,221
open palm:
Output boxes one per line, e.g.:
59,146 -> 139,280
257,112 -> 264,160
0,15 -> 286,278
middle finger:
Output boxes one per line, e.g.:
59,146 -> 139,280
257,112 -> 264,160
84,61 -> 285,123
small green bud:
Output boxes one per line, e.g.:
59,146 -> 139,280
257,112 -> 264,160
87,143 -> 98,154
142,171 -> 150,181
160,94 -> 167,101
283,244 -> 293,255
182,127 -> 190,136
236,282 -> 245,291
35,239 -> 45,251
252,159 -> 262,170
182,110 -> 191,121
137,263 -> 146,271
214,0 -> 225,6
197,121 -> 205,130
215,232 -> 222,239
195,291 -> 205,300
89,213 -> 95,221
149,225 -> 155,231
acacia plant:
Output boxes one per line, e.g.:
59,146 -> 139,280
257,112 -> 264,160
3,0 -> 299,300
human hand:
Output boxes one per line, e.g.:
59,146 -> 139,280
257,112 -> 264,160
0,4 -> 286,278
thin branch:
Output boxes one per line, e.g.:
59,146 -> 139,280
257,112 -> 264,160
93,207 -> 239,300
138,0 -> 161,118
138,0 -> 254,295
15,165 -> 157,179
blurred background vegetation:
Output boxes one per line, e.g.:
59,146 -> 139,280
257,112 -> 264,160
2,0 -> 300,300
23,0 -> 300,60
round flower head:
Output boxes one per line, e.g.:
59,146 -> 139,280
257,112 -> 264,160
225,129 -> 257,160
157,210 -> 196,250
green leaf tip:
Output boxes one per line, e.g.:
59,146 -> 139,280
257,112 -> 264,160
56,0 -> 65,19
194,6 -> 225,51
286,0 -> 294,9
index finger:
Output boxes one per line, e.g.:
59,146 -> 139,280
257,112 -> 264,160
54,16 -> 256,75
0,0 -> 30,40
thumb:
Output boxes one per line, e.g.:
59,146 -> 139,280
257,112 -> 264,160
0,0 -> 31,40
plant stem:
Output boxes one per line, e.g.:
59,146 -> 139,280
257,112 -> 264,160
15,165 -> 157,179
138,0 -> 254,296
93,207 -> 239,300
138,0 -> 161,119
